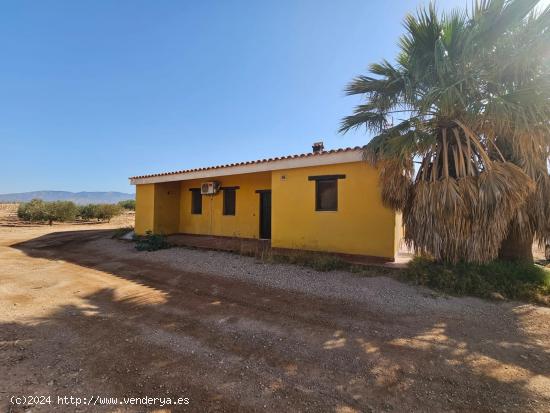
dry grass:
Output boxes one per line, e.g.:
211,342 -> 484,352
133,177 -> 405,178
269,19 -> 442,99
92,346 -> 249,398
0,202 -> 18,211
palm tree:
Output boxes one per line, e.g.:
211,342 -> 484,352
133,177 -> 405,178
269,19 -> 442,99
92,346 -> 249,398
340,0 -> 550,263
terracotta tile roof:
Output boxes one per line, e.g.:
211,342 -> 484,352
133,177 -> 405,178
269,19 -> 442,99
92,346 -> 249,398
129,146 -> 363,180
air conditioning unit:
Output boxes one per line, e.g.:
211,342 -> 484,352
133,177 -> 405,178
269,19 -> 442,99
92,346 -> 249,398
201,181 -> 220,195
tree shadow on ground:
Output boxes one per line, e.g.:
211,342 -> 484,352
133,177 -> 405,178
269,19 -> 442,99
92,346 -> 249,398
3,229 -> 550,412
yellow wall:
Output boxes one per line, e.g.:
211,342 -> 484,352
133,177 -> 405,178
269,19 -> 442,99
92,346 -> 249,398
271,162 -> 396,259
135,184 -> 155,234
179,172 -> 271,238
135,182 -> 181,235
134,162 -> 397,259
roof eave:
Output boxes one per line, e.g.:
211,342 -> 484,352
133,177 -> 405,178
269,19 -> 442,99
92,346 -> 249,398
129,148 -> 364,185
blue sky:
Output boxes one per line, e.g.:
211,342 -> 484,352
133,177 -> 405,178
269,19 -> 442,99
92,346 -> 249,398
0,0 -> 482,193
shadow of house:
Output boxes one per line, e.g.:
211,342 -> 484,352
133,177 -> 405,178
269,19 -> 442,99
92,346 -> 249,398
4,229 -> 549,412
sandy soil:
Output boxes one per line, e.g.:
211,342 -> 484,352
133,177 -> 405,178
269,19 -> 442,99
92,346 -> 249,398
1,205 -> 549,412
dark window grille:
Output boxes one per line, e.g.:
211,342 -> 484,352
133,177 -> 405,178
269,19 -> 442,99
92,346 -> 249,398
223,189 -> 236,215
191,189 -> 202,214
315,179 -> 337,211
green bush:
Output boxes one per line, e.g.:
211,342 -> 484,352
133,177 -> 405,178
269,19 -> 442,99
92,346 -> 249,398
118,199 -> 136,210
18,199 -> 47,221
18,199 -> 122,225
46,201 -> 78,223
95,204 -> 122,222
78,203 -> 123,222
404,257 -> 550,305
18,199 -> 78,225
78,204 -> 100,220
135,231 -> 170,252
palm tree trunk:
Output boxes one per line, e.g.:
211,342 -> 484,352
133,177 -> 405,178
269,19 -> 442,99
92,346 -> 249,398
498,229 -> 534,262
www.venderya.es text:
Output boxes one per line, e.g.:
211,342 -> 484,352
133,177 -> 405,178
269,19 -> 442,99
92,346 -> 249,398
10,395 -> 190,407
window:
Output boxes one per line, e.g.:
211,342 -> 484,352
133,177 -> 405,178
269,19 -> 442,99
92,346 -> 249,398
191,189 -> 202,214
223,188 -> 236,215
308,174 -> 345,211
315,179 -> 338,211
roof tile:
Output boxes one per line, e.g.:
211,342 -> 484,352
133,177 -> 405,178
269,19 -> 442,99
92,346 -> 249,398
129,146 -> 363,179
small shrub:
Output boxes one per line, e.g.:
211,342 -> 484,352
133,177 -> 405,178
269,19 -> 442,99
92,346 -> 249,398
118,199 -> 136,210
135,231 -> 170,252
404,257 -> 550,305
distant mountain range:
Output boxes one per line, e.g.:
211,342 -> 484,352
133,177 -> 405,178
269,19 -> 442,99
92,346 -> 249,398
0,191 -> 135,205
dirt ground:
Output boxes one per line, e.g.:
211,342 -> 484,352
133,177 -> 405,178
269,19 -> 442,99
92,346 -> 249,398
1,204 -> 549,412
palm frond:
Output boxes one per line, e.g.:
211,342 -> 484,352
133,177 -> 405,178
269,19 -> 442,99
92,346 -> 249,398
341,0 -> 549,263
338,106 -> 388,134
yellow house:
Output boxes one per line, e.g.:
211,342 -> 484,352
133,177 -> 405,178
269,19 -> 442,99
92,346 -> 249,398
129,146 -> 402,262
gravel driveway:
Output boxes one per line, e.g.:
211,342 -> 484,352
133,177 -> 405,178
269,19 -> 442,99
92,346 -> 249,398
1,227 -> 549,412
94,237 -> 514,317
